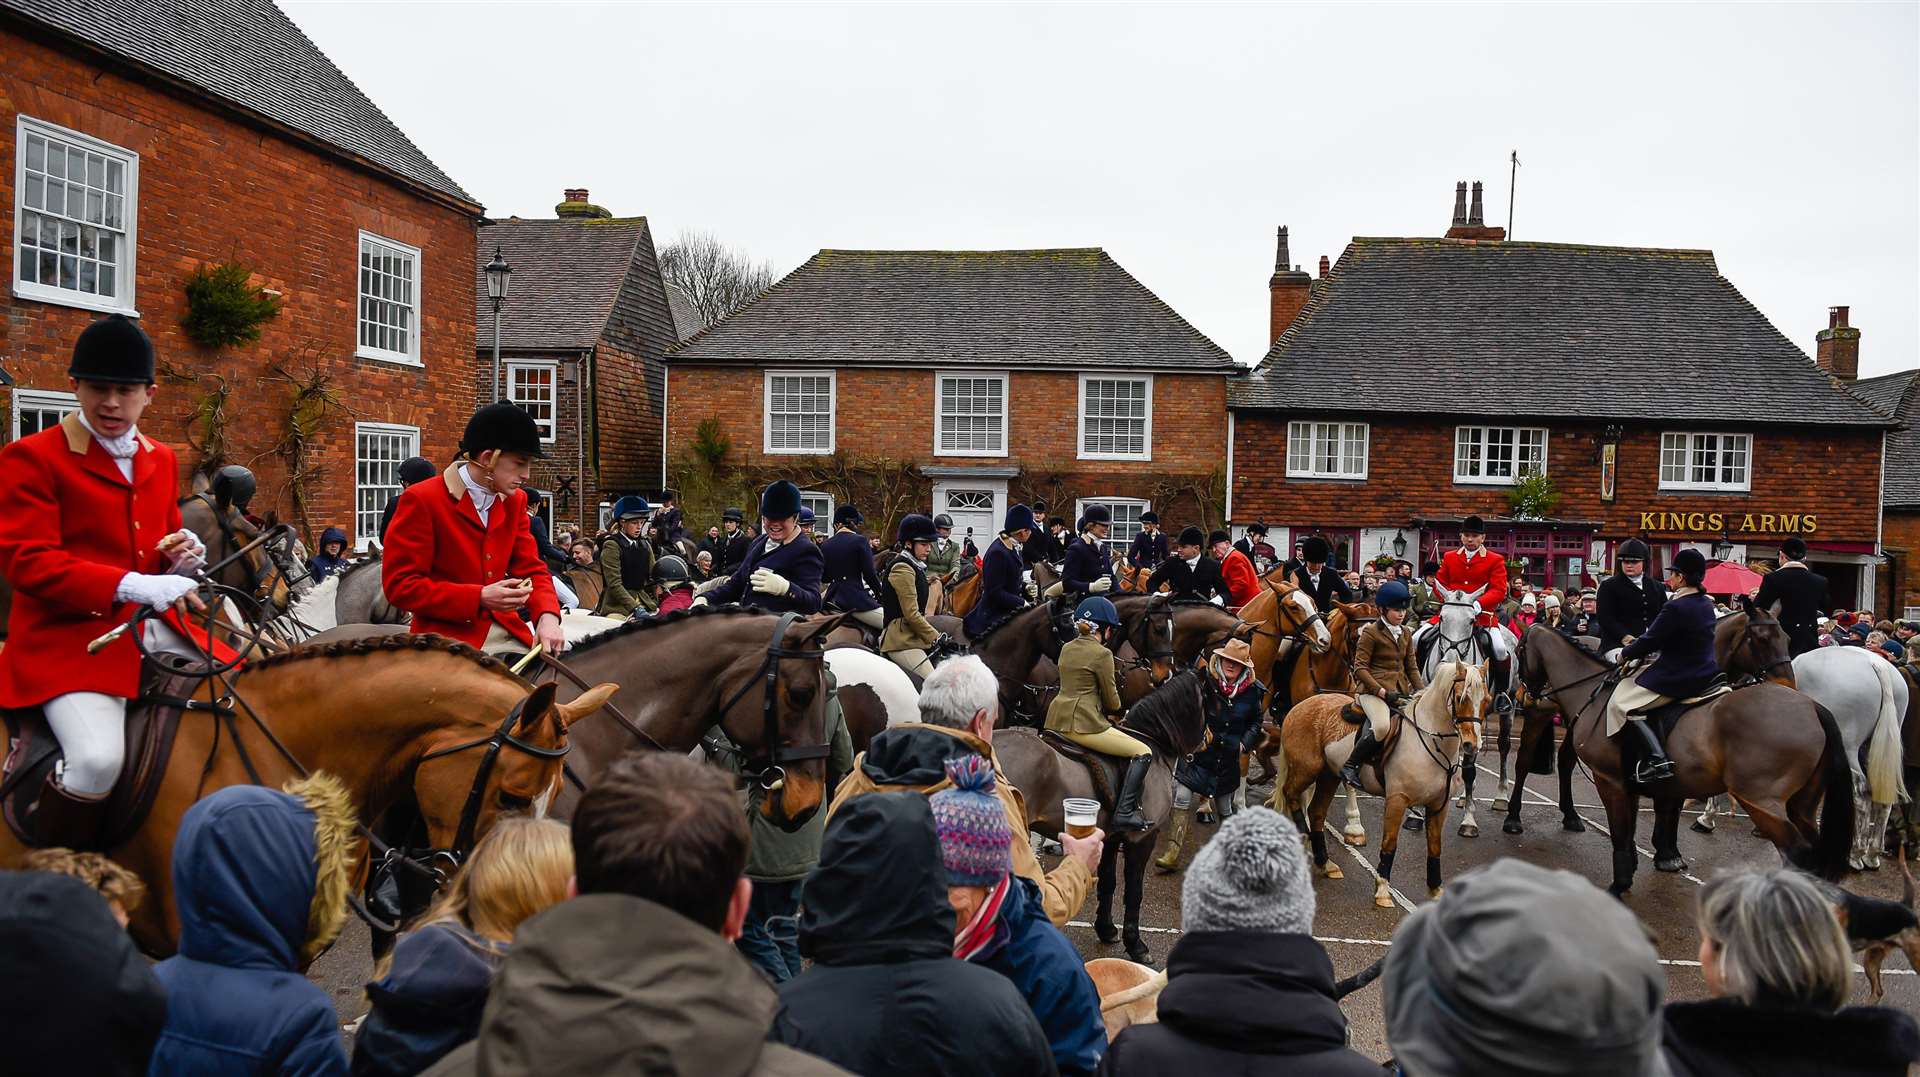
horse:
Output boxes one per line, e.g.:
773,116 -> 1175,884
968,603 -> 1076,726
0,634 -> 613,956
1244,598 -> 1381,842
1270,660 -> 1487,906
939,566 -> 983,617
1109,594 -> 1247,685
1235,572 -> 1335,721
820,645 -> 921,753
177,494 -> 297,619
1412,582 -> 1516,829
996,670 -> 1210,965
1516,624 -> 1854,895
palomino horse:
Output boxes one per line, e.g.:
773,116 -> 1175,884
1245,598 -> 1380,841
1517,625 -> 1854,895
1271,660 -> 1487,905
0,634 -> 613,956
997,671 -> 1210,965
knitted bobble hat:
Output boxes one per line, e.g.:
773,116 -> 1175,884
1182,807 -> 1316,935
929,756 -> 1013,887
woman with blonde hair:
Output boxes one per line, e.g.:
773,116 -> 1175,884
1663,866 -> 1920,1076
352,816 -> 573,1077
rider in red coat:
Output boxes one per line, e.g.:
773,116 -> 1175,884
1210,529 -> 1260,609
382,403 -> 563,655
1432,516 -> 1508,629
0,316 -> 207,847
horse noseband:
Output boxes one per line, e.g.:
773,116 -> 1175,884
418,695 -> 572,869
715,612 -> 833,791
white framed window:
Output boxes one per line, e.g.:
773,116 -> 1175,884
1659,431 -> 1751,492
1078,374 -> 1152,460
799,489 -> 834,524
934,372 -> 1007,456
506,361 -> 557,443
1454,425 -> 1547,484
1076,497 -> 1150,556
14,116 -> 138,315
354,422 -> 419,549
1286,420 -> 1369,479
356,231 -> 421,365
764,370 -> 834,454
11,387 -> 79,440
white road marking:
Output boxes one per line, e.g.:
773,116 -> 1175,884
1480,762 -> 1705,886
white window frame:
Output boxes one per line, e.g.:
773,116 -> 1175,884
1077,373 -> 1153,461
505,360 -> 559,443
1453,425 -> 1548,485
933,371 -> 1008,457
1285,420 -> 1370,480
763,369 -> 835,455
799,489 -> 834,524
355,230 -> 422,366
1075,497 -> 1151,556
11,387 -> 79,440
13,115 -> 139,316
1659,431 -> 1752,492
354,422 -> 420,550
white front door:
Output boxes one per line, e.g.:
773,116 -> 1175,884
933,480 -> 1005,550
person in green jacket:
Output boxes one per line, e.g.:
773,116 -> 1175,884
597,496 -> 656,617
1045,596 -> 1153,833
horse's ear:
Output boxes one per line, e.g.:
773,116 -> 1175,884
1738,594 -> 1756,616
1767,599 -> 1784,619
1232,620 -> 1256,642
190,471 -> 211,495
556,682 -> 618,726
518,682 -> 560,733
797,614 -> 847,647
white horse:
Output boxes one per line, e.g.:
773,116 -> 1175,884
1697,646 -> 1907,870
1408,582 -> 1513,836
822,646 -> 921,728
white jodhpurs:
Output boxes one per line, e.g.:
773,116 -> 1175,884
849,608 -> 885,630
888,648 -> 933,678
43,617 -> 219,794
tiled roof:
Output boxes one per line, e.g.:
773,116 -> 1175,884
1231,238 -> 1890,428
0,0 -> 474,206
476,217 -> 652,351
665,283 -> 700,342
1854,368 -> 1920,506
669,248 -> 1237,372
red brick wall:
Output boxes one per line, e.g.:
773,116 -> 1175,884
1881,509 -> 1920,617
1,29 -> 479,547
1230,413 -> 1883,543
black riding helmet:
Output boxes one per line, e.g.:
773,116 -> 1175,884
398,456 -> 437,487
1177,525 -> 1206,548
897,513 -> 938,545
69,314 -> 155,385
655,555 -> 691,584
1669,548 -> 1708,587
932,513 -> 953,529
211,464 -> 256,511
460,402 -> 546,459
1618,538 -> 1651,563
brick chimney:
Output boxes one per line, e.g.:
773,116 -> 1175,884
1269,227 -> 1313,345
1815,305 -> 1860,380
1444,179 -> 1506,241
1318,254 -> 1330,277
555,187 -> 612,219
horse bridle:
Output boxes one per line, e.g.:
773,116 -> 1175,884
1120,599 -> 1177,678
1256,576 -> 1329,648
1724,610 -> 1793,686
417,696 -> 572,870
713,612 -> 833,791
187,493 -> 306,603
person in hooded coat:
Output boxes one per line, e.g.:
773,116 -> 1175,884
1,870 -> 167,1077
308,525 -> 350,583
148,775 -> 358,1077
772,793 -> 1056,1077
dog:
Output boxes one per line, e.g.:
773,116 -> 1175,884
1830,848 -> 1920,1002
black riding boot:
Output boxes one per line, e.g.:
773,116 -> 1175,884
1111,756 -> 1153,832
1341,718 -> 1384,789
28,776 -> 110,850
1626,719 -> 1674,783
1492,655 -> 1514,712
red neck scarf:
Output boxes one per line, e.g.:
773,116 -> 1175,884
953,874 -> 1011,961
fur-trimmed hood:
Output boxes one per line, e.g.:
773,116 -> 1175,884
171,772 -> 357,970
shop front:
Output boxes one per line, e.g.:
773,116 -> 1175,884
1411,515 -> 1600,593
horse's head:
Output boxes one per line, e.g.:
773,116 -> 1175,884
1125,670 -> 1210,757
715,614 -> 840,833
181,495 -> 296,613
1330,600 -> 1379,656
1269,579 -> 1332,653
1447,660 -> 1488,751
1720,596 -> 1795,687
1130,596 -> 1178,685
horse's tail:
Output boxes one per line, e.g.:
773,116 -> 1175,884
1812,701 -> 1858,881
1865,657 -> 1908,806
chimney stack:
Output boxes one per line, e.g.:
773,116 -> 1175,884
1444,179 -> 1507,241
1268,226 -> 1313,345
1468,181 -> 1485,225
1318,254 -> 1330,277
556,187 -> 612,219
1451,182 -> 1469,227
1814,305 -> 1860,381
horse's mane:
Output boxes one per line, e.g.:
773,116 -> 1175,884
248,631 -> 512,675
964,602 -> 1042,645
1121,669 -> 1207,752
566,603 -> 777,655
1525,623 -> 1606,663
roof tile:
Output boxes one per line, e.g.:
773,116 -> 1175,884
476,217 -> 651,352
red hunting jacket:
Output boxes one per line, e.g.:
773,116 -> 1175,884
382,464 -> 559,649
0,414 -> 181,706
1219,547 -> 1260,610
1434,547 -> 1508,628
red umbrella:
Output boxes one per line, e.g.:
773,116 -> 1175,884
1703,560 -> 1764,595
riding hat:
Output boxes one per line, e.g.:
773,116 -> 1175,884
1074,596 -> 1122,629
1032,500 -> 1048,514
399,456 -> 437,487
613,495 -> 650,521
1246,521 -> 1269,537
1177,525 -> 1207,547
1617,538 -> 1651,562
834,504 -> 864,528
1780,537 -> 1808,560
660,489 -> 677,503
897,513 -> 938,544
797,507 -> 817,527
1669,547 -> 1707,586
1079,504 -> 1112,529
933,513 -> 953,529
1375,578 -> 1413,610
1301,535 -> 1332,564
654,555 -> 691,584
1212,637 -> 1254,670
211,464 -> 256,511
69,314 -> 155,385
1139,511 -> 1159,525
722,507 -> 745,523
1003,503 -> 1038,534
759,480 -> 803,520
460,402 -> 547,459
1460,515 -> 1486,535
1209,529 -> 1231,547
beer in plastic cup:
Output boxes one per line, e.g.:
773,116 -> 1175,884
1062,797 -> 1100,839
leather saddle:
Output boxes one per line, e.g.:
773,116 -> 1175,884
1040,729 -> 1122,809
0,657 -> 209,849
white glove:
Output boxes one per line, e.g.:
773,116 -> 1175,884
1089,576 -> 1113,594
691,595 -> 710,609
750,568 -> 791,597
163,529 -> 206,576
693,575 -> 728,596
1023,582 -> 1040,601
116,572 -> 199,610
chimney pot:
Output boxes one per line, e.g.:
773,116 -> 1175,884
1814,305 -> 1861,381
1830,305 -> 1849,329
1268,225 -> 1311,346
1318,255 -> 1330,277
1451,181 -> 1469,227
1468,181 -> 1485,226
1275,226 -> 1292,272
564,188 -> 588,203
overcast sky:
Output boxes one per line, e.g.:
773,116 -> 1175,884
286,1 -> 1917,378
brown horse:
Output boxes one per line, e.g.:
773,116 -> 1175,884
1110,595 -> 1248,685
1272,660 -> 1487,904
940,569 -> 983,618
1236,573 -> 1335,719
1516,624 -> 1853,895
1246,599 -> 1372,786
997,670 -> 1210,965
0,635 -> 612,956
179,494 -> 296,618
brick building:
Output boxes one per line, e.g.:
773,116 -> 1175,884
477,189 -> 677,535
2,0 -> 482,549
1228,182 -> 1894,608
1856,359 -> 1918,620
665,249 -> 1238,551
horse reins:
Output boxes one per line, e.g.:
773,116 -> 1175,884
711,611 -> 833,791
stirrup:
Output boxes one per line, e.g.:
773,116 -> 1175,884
1636,758 -> 1675,783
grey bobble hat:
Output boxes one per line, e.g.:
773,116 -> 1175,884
1180,807 -> 1315,935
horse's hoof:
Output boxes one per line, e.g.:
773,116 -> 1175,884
1094,922 -> 1119,944
1458,821 -> 1479,838
1866,855 -> 1883,871
1124,939 -> 1152,966
1655,856 -> 1686,873
1374,892 -> 1394,908
1343,829 -> 1368,847
1429,886 -> 1445,900
1403,815 -> 1424,832
1850,856 -> 1869,872
1608,885 -> 1631,900
1321,861 -> 1345,880
1562,815 -> 1587,833
1491,795 -> 1509,812
1690,819 -> 1715,834
1502,818 -> 1524,835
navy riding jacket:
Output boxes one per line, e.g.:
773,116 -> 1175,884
1127,529 -> 1170,570
821,531 -> 881,612
705,533 -> 825,614
1621,590 -> 1719,699
1061,535 -> 1111,595
964,538 -> 1027,638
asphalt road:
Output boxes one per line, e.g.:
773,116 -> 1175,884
311,720 -> 1920,1064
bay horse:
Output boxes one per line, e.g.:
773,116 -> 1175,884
996,670 -> 1210,965
939,566 -> 983,617
1245,598 -> 1381,842
0,634 -> 612,956
1270,660 -> 1487,905
1109,594 -> 1247,686
1516,624 -> 1854,895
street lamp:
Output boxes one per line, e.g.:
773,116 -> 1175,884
1712,531 -> 1735,562
1392,529 -> 1408,560
485,247 -> 512,399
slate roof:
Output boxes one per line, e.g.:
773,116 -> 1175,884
1853,368 -> 1920,506
1231,238 -> 1890,428
476,218 -> 653,351
665,283 -> 701,342
0,0 -> 474,206
669,249 -> 1237,372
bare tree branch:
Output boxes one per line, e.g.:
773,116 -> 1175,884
658,230 -> 777,331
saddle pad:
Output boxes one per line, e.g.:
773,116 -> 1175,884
1040,729 -> 1119,808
